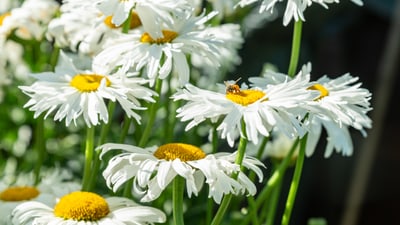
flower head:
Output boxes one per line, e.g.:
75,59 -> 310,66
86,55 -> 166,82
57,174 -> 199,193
46,0 -> 143,55
19,51 -> 156,127
304,73 -> 372,157
93,11 -> 223,86
251,64 -> 372,157
0,169 -> 80,225
236,0 -> 363,26
11,191 -> 166,225
0,0 -> 59,40
173,75 -> 317,147
100,143 -> 264,204
96,0 -> 190,38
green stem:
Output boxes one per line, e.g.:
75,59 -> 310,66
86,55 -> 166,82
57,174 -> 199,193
87,102 -> 116,191
210,194 -> 233,225
119,116 -> 132,143
287,20 -> 303,77
239,138 -> 299,225
123,79 -> 163,197
264,162 -> 284,225
173,176 -> 186,225
138,78 -> 163,147
281,134 -> 307,225
122,11 -> 132,33
164,75 -> 177,143
81,126 -> 95,191
33,115 -> 45,185
49,46 -> 60,71
206,124 -> 219,224
211,122 -> 248,225
247,196 -> 260,225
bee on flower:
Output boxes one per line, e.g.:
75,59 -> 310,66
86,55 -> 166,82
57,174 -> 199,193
172,73 -> 318,147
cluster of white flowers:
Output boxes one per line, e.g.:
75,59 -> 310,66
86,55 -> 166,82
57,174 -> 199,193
0,0 -> 372,224
173,65 -> 371,157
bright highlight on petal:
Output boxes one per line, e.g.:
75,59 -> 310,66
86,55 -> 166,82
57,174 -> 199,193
140,30 -> 178,44
0,186 -> 40,201
226,90 -> 266,106
54,191 -> 110,221
69,74 -> 111,92
154,143 -> 206,162
308,83 -> 329,100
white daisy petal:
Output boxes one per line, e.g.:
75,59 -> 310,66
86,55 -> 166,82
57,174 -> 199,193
94,11 -> 224,86
252,63 -> 372,157
236,0 -> 363,26
12,192 -> 166,225
19,51 -> 156,128
173,75 -> 314,146
100,143 -> 265,204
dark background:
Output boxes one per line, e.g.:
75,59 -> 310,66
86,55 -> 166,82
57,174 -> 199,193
235,0 -> 399,224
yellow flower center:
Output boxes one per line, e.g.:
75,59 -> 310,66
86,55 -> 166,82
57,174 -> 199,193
103,12 -> 141,29
0,186 -> 40,201
70,74 -> 111,92
308,84 -> 329,100
54,191 -> 110,221
140,30 -> 178,44
226,90 -> 267,106
0,12 -> 11,26
154,143 -> 206,162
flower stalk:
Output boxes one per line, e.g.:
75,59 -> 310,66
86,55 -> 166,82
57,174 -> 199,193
81,126 -> 95,191
287,20 -> 303,77
211,121 -> 248,225
281,134 -> 307,225
173,176 -> 186,225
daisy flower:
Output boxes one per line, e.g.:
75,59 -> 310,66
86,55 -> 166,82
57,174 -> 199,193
250,64 -> 372,157
96,0 -> 189,38
93,11 -> 222,86
12,191 -> 166,225
303,73 -> 372,157
172,74 -> 317,147
19,51 -> 156,128
100,143 -> 264,204
236,0 -> 363,26
0,0 -> 59,40
47,0 -> 143,55
0,169 -> 80,225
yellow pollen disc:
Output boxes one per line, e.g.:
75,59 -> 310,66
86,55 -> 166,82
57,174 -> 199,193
0,186 -> 40,201
140,30 -> 178,44
70,74 -> 111,92
0,12 -> 11,26
54,191 -> 110,221
103,12 -> 141,29
103,16 -> 118,29
154,143 -> 206,162
226,89 -> 266,106
308,84 -> 329,100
